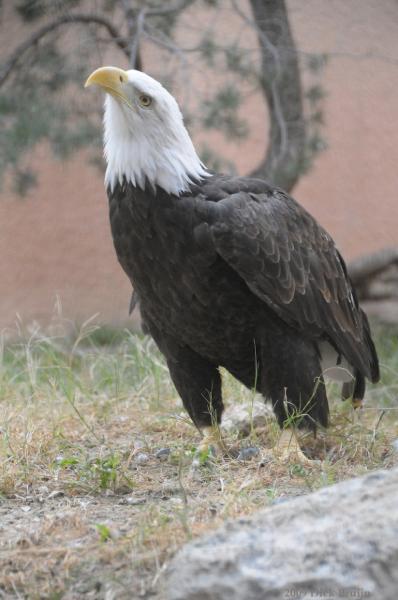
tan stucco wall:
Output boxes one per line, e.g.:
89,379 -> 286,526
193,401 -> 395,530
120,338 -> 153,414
1,1 -> 397,330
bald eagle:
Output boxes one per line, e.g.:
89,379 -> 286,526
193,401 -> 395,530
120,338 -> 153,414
85,67 -> 379,464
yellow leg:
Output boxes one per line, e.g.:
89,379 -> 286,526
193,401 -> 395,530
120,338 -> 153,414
191,426 -> 226,469
197,425 -> 227,456
352,398 -> 363,409
273,427 -> 316,466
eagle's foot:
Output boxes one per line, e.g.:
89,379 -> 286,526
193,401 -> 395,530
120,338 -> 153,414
352,398 -> 363,410
192,426 -> 226,466
273,428 -> 318,467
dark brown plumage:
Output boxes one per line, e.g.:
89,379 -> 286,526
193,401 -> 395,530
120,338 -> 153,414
109,174 -> 379,434
85,66 -> 379,455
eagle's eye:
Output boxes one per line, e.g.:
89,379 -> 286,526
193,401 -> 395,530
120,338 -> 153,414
139,94 -> 152,108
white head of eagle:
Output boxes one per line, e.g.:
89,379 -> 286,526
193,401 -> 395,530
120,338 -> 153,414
85,67 -> 208,195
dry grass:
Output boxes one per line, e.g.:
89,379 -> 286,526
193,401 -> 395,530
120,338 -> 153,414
0,318 -> 397,599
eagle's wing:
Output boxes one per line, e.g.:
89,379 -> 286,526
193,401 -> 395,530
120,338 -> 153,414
200,184 -> 378,381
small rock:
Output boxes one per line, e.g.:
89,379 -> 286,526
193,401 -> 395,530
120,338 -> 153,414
392,439 -> 398,453
135,452 -> 149,465
237,447 -> 260,461
222,398 -> 273,435
119,495 -> 146,506
259,454 -> 273,467
156,447 -> 171,460
170,497 -> 183,505
48,490 -> 64,500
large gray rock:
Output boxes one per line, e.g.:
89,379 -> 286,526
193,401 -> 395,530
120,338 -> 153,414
163,468 -> 398,600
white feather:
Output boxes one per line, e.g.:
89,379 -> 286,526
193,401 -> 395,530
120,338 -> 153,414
103,70 -> 209,196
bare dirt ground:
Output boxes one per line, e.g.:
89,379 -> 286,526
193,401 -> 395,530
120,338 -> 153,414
1,324 -> 397,599
1,420 -> 395,600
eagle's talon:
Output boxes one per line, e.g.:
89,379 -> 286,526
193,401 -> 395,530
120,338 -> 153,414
193,426 -> 227,465
352,398 -> 363,410
273,428 -> 320,467
274,446 -> 317,467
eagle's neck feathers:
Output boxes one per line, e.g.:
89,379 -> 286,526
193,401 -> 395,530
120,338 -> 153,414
103,95 -> 208,196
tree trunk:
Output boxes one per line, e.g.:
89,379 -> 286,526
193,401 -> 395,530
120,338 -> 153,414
249,0 -> 305,192
348,247 -> 398,301
347,247 -> 398,323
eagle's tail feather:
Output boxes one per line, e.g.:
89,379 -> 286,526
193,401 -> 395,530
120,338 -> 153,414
341,369 -> 365,408
361,308 -> 380,383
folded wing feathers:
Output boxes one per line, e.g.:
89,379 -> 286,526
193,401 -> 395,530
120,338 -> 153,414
208,186 -> 376,379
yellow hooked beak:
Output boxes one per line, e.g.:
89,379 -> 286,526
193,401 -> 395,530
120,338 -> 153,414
84,66 -> 130,104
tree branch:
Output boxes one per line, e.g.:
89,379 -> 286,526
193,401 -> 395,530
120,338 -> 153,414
120,0 -> 145,70
0,13 -> 129,88
237,0 -> 306,192
348,248 -> 398,287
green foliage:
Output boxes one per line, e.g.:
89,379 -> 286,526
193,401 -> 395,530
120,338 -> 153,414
102,0 -> 119,11
13,168 -> 37,196
224,46 -> 255,79
199,35 -> 217,66
306,53 -> 329,74
57,456 -> 79,468
0,323 -> 176,494
16,0 -> 83,21
54,446 -> 133,493
0,324 -> 171,411
289,463 -> 307,477
0,29 -> 101,192
95,523 -> 112,542
202,85 -> 248,139
0,0 -> 329,193
370,324 -> 398,406
149,0 -> 181,37
15,0 -> 47,21
306,84 -> 327,106
299,62 -> 329,177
